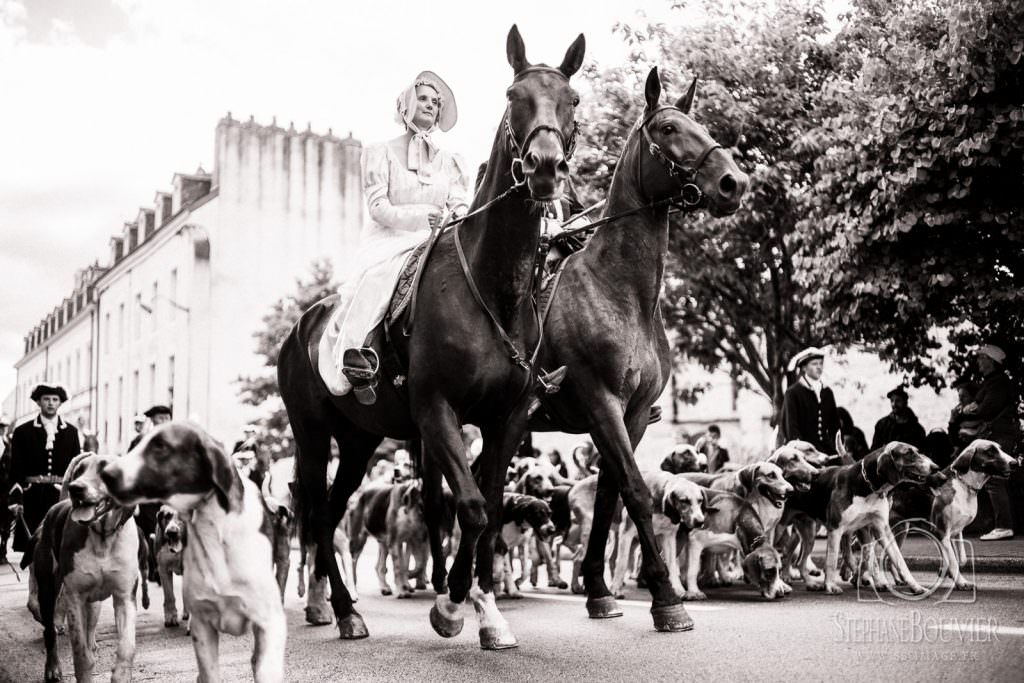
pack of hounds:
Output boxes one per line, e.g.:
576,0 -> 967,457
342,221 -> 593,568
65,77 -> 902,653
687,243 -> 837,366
17,420 -> 1018,682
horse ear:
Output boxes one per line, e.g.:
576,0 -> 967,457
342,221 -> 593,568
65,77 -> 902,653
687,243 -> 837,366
507,25 -> 529,74
559,33 -> 586,77
675,76 -> 698,114
645,67 -> 662,112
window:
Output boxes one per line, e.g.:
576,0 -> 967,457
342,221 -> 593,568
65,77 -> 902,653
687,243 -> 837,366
118,303 -> 125,349
103,382 -> 110,446
169,269 -> 178,321
104,312 -> 111,353
148,363 -> 157,406
117,376 -> 124,443
134,294 -> 142,338
168,355 -> 175,403
152,281 -> 159,329
75,350 -> 81,392
132,370 -> 140,416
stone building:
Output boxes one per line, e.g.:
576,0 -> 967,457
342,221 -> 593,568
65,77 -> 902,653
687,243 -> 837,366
13,114 -> 363,451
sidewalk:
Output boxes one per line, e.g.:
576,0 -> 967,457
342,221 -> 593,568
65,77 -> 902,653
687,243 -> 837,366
811,534 -> 1024,574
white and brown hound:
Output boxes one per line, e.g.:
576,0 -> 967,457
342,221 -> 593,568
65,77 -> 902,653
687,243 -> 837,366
890,438 -> 1019,590
493,492 -> 556,598
28,452 -> 147,682
100,423 -> 286,683
610,472 -> 705,598
784,441 -> 939,594
153,504 -> 189,628
348,479 -> 428,598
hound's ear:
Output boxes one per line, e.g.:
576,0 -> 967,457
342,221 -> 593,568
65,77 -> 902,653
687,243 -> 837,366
675,76 -> 698,114
661,490 -> 681,525
559,33 -> 586,78
507,25 -> 529,74
645,67 -> 662,112
701,487 -> 719,514
198,429 -> 243,513
60,452 -> 93,500
738,465 -> 755,494
950,447 -> 973,474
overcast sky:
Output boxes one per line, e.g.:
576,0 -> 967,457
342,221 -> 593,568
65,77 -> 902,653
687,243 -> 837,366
0,0 -> 849,401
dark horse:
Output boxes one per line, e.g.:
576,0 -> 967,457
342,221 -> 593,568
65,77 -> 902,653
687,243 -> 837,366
535,68 -> 748,629
426,67 -> 749,631
277,26 -> 585,649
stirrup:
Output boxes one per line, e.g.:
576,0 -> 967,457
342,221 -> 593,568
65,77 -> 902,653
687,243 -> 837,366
528,366 -> 568,417
342,348 -> 380,405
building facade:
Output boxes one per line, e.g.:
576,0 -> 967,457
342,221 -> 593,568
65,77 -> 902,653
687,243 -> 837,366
14,114 -> 363,452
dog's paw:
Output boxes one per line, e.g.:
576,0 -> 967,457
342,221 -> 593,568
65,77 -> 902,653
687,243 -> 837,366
954,581 -> 974,592
904,582 -> 927,595
805,580 -> 825,592
396,590 -> 413,600
779,581 -> 793,595
824,583 -> 844,595
165,614 -> 180,628
682,590 -> 707,601
570,582 -> 585,595
548,579 -> 568,589
380,587 -> 393,597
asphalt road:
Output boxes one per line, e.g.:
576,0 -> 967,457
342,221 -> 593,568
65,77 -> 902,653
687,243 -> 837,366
2,543 -> 1022,682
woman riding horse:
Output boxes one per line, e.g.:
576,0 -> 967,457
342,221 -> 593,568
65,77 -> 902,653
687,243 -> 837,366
321,71 -> 470,405
279,26 -> 585,650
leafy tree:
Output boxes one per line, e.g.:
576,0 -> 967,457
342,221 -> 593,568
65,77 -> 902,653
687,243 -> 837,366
799,0 -> 1024,385
237,260 -> 336,457
574,0 -> 837,420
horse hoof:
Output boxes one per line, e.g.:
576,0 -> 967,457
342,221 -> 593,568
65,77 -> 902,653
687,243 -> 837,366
305,607 -> 333,626
429,604 -> 464,638
651,603 -> 694,632
479,626 -> 519,650
586,595 -> 623,619
337,613 -> 369,639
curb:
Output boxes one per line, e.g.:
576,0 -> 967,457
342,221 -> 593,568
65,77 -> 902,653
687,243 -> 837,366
810,553 -> 1024,575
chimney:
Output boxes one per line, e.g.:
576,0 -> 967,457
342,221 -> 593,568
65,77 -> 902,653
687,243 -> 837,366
171,170 -> 213,214
154,191 -> 172,226
110,235 -> 124,263
137,208 -> 155,240
123,222 -> 138,252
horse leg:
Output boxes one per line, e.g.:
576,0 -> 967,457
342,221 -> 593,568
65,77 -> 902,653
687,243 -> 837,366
587,403 -> 692,632
581,468 -> 624,617
421,454 -> 449,593
469,412 -> 529,650
326,428 -> 381,635
419,402 -> 488,642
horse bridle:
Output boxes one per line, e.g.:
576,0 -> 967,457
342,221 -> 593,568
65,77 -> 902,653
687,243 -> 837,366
505,66 -> 580,186
638,105 -> 721,208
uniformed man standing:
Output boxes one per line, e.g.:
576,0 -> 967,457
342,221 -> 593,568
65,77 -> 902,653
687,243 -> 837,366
779,347 -> 840,458
9,384 -> 81,551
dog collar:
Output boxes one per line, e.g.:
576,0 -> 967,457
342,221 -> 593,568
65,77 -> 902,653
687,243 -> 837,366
860,457 -> 882,494
954,472 -> 986,492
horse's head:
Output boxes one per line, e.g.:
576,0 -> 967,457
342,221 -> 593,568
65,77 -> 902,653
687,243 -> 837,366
636,67 -> 748,216
504,25 -> 585,202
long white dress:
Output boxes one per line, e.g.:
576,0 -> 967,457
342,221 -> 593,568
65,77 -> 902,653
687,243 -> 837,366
319,140 -> 470,396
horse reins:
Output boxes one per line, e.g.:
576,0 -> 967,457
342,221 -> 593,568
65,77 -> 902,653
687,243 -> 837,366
452,66 -> 579,386
550,105 -> 722,246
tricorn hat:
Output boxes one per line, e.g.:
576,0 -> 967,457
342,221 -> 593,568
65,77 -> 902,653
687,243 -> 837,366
787,347 -> 825,373
143,404 -> 173,418
31,384 -> 67,402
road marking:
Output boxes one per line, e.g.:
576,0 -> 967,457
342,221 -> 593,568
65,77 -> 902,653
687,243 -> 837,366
524,592 -> 725,611
938,623 -> 1024,637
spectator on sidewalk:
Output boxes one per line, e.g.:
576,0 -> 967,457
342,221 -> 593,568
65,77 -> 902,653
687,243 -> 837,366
780,347 -> 839,457
962,345 -> 1020,541
695,425 -> 731,473
837,407 -> 870,461
871,385 -> 927,451
948,376 -> 984,447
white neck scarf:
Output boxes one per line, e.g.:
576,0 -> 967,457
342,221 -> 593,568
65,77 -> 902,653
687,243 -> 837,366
394,81 -> 444,182
801,376 -> 824,400
39,414 -> 58,450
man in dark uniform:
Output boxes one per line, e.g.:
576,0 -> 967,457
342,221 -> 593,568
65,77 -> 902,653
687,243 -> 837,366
780,347 -> 840,459
871,385 -> 927,451
135,404 -> 173,580
8,384 -> 81,551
